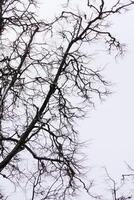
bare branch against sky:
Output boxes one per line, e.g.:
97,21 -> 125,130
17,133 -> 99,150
0,0 -> 134,199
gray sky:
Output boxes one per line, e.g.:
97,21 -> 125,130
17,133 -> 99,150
3,1 -> 134,199
77,6 -> 134,199
80,9 -> 134,173
40,1 -> 134,198
41,0 -> 134,176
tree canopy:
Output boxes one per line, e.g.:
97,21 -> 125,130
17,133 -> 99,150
0,0 -> 134,199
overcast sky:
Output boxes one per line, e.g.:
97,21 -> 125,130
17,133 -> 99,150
4,1 -> 134,199
80,8 -> 134,173
39,1 -> 134,198
77,4 -> 134,199
41,0 -> 134,177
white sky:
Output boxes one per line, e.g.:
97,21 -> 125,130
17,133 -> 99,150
39,1 -> 134,198
40,0 -> 134,175
77,6 -> 134,199
80,9 -> 134,172
3,1 -> 134,199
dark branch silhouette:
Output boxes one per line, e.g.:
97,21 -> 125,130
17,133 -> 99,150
0,0 -> 134,199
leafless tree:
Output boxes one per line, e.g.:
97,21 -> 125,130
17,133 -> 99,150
101,168 -> 133,200
0,0 -> 134,199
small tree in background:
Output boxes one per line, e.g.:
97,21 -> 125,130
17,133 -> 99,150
0,0 -> 134,199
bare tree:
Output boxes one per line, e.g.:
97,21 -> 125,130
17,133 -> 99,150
102,168 -> 133,200
0,0 -> 134,199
